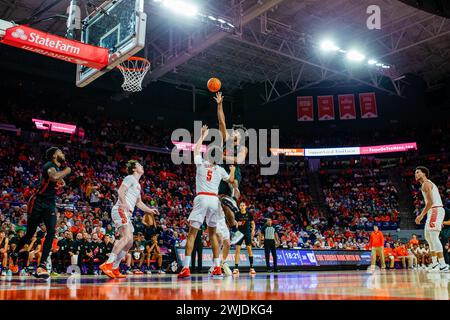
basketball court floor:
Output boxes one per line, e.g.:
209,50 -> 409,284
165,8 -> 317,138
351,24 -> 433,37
0,270 -> 448,300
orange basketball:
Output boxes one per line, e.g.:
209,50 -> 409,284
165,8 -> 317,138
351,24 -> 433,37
207,77 -> 221,93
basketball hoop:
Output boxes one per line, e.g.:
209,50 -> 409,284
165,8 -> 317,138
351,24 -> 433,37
117,56 -> 151,92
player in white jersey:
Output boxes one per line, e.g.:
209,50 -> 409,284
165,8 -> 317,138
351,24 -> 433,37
414,166 -> 449,272
178,125 -> 235,278
208,206 -> 233,276
100,160 -> 159,279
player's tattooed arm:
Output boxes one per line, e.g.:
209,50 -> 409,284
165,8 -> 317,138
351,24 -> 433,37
47,166 -> 71,181
214,92 -> 229,141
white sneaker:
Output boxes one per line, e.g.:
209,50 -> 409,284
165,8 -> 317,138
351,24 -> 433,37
158,270 -> 165,274
222,262 -> 232,276
230,231 -> 244,245
208,266 -> 214,275
439,264 -> 449,273
427,263 -> 440,273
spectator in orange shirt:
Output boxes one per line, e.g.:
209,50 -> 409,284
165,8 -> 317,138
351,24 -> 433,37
394,242 -> 410,269
369,226 -> 386,269
383,243 -> 396,269
409,234 -> 419,246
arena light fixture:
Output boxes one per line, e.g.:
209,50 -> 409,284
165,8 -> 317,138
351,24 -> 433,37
217,18 -> 226,24
381,64 -> 391,69
368,59 -> 377,65
320,40 -> 340,52
346,50 -> 365,62
207,15 -> 217,21
161,0 -> 199,17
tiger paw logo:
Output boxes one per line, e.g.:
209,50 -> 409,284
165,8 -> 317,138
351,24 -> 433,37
11,28 -> 28,41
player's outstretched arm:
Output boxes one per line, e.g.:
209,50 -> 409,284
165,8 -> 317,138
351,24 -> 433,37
136,195 -> 159,216
214,92 -> 229,141
194,125 -> 209,157
225,165 -> 236,184
48,167 -> 71,181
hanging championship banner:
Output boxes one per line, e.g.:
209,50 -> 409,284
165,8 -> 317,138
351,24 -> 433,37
338,94 -> 356,120
317,95 -> 335,121
297,96 -> 314,121
359,92 -> 378,119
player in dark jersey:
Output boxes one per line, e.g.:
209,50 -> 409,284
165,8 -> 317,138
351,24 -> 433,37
440,207 -> 450,264
14,147 -> 71,279
233,202 -> 256,276
214,92 -> 248,245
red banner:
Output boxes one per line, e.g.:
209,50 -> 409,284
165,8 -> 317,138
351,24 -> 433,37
359,92 -> 378,118
338,94 -> 356,120
297,96 -> 314,121
317,96 -> 335,121
0,25 -> 109,70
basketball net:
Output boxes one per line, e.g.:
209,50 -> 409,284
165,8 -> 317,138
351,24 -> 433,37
117,57 -> 151,92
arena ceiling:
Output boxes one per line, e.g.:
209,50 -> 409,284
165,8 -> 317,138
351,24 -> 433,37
1,0 -> 450,101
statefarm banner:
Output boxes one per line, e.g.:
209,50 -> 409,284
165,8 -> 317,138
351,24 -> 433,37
359,92 -> 378,118
317,95 -> 335,121
297,96 -> 314,121
338,94 -> 356,120
0,25 -> 109,69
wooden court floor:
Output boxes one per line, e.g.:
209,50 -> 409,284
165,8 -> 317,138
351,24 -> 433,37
0,270 -> 449,300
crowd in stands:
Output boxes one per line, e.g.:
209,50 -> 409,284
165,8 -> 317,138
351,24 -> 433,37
0,100 -> 449,276
320,167 -> 400,232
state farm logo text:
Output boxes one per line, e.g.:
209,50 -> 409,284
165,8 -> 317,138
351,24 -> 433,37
12,28 -> 80,55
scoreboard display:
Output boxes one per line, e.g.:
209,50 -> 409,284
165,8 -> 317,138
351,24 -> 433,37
175,248 -> 371,269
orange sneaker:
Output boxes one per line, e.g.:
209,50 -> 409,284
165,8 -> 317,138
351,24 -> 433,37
211,266 -> 223,278
99,262 -> 116,279
112,268 -> 126,278
10,265 -> 19,274
178,267 -> 191,279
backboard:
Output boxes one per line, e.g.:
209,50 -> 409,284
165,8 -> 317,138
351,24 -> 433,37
76,0 -> 147,87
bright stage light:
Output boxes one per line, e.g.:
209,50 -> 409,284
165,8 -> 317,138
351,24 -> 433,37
208,15 -> 217,21
162,0 -> 198,17
226,22 -> 235,28
346,50 -> 365,62
368,59 -> 377,65
320,40 -> 339,52
217,18 -> 226,24
382,64 -> 390,69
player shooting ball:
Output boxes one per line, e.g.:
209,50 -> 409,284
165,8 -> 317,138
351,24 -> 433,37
214,92 -> 248,245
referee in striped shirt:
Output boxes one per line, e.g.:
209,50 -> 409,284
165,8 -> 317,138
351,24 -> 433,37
263,219 -> 280,272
